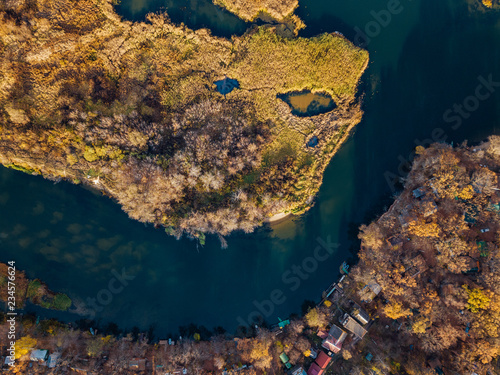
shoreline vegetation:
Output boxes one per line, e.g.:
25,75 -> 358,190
4,138 -> 500,374
0,0 -> 368,245
467,0 -> 500,10
0,264 -> 72,312
211,0 -> 305,36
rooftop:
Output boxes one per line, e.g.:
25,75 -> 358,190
30,349 -> 49,362
315,351 -> 331,369
307,362 -> 324,375
341,313 -> 368,338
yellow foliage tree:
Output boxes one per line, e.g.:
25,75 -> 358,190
458,185 -> 474,200
342,349 -> 352,360
415,145 -> 425,155
473,340 -> 499,364
474,295 -> 500,338
412,317 -> 430,334
463,285 -> 492,313
250,339 -> 272,370
407,220 -> 440,238
383,302 -> 413,320
482,0 -> 493,8
15,336 -> 37,359
305,307 -> 329,329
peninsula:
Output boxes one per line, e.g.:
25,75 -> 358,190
0,0 -> 368,242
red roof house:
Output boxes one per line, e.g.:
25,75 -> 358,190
315,351 -> 331,369
307,363 -> 324,375
322,324 -> 347,353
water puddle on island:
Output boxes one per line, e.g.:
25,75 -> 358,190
278,91 -> 336,116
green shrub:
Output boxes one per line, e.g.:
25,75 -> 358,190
50,293 -> 72,311
27,280 -> 42,299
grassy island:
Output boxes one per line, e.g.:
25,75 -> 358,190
4,139 -> 500,374
0,0 -> 368,242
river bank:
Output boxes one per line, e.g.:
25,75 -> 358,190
5,138 -> 500,374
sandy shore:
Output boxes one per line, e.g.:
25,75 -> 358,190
266,212 -> 293,224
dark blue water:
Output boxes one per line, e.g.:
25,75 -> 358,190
1,0 -> 499,337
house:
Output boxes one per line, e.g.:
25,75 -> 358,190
405,254 -> 428,278
420,199 -> 438,217
315,351 -> 331,369
4,357 -> 13,367
290,366 -> 307,375
428,178 -> 440,198
307,351 -> 332,375
387,236 -> 404,248
47,353 -> 60,368
358,282 -> 382,303
341,313 -> 367,339
30,349 -> 49,362
129,358 -> 146,371
353,307 -> 370,325
412,187 -> 426,199
461,256 -> 480,274
307,362 -> 324,375
322,324 -> 347,353
280,352 -> 292,369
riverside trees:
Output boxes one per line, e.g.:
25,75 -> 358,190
348,137 -> 500,374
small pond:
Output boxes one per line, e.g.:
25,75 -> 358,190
278,91 -> 337,116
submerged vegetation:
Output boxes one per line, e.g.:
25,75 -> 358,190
0,263 -> 72,311
0,0 -> 368,241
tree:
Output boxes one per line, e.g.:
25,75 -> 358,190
472,168 -> 498,195
304,307 -> 329,329
87,337 -> 105,358
463,286 -> 492,313
407,220 -> 440,238
472,339 -> 500,364
15,336 -> 37,359
250,339 -> 271,370
412,317 -> 430,334
458,185 -> 474,200
473,294 -> 500,338
358,223 -> 385,250
383,302 -> 412,320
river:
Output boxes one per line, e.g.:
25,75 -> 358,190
1,0 -> 499,337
